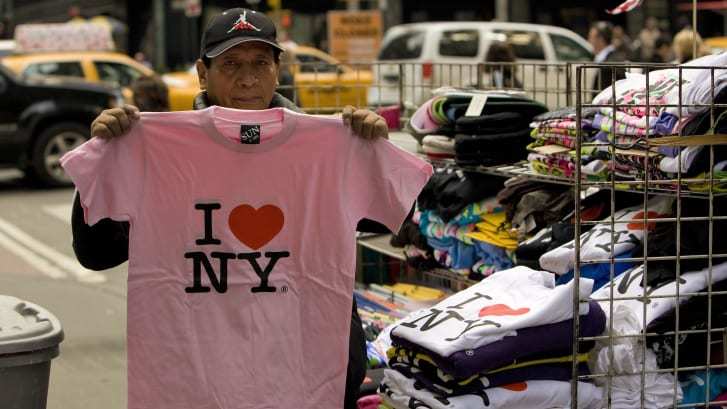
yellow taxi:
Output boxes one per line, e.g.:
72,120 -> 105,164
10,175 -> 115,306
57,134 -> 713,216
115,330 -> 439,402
285,45 -> 372,112
705,37 -> 727,54
164,45 -> 372,112
0,51 -> 198,111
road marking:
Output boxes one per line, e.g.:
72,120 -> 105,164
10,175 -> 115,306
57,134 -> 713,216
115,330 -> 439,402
43,204 -> 72,225
0,228 -> 68,279
0,217 -> 106,283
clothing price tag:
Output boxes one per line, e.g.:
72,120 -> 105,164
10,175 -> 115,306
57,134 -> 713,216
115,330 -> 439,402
240,124 -> 261,144
464,94 -> 488,117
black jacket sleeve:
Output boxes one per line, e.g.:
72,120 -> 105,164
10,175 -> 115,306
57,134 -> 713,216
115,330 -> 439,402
71,192 -> 130,271
344,298 -> 367,408
355,218 -> 390,234
355,205 -> 416,234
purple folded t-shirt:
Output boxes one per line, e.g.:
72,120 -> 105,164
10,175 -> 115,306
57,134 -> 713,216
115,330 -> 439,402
391,361 -> 590,395
390,300 -> 606,378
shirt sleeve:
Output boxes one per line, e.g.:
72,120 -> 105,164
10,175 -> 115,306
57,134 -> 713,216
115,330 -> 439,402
60,129 -> 146,226
343,135 -> 433,233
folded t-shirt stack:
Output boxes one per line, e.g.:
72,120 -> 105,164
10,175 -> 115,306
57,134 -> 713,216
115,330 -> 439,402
418,201 -> 514,279
409,89 -> 548,164
357,284 -> 447,370
495,176 -> 574,239
379,266 -> 605,409
588,53 -> 727,183
454,112 -> 533,167
538,196 -> 673,291
514,190 -> 613,271
656,108 -> 727,191
403,167 -> 513,279
454,99 -> 548,167
527,107 -> 612,180
589,261 -> 727,408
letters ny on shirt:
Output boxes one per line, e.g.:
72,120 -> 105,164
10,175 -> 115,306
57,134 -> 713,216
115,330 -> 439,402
399,292 -> 532,342
184,202 -> 289,294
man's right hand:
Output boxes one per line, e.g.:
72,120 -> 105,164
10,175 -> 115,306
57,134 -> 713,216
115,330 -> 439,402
91,104 -> 141,139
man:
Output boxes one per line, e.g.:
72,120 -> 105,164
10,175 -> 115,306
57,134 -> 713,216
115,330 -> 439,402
638,17 -> 661,61
72,8 -> 390,408
588,21 -> 627,97
650,34 -> 673,64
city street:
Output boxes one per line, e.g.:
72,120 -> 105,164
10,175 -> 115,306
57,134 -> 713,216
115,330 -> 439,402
0,170 -> 127,409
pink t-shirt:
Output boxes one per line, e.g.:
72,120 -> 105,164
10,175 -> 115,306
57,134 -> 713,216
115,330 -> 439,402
60,106 -> 432,409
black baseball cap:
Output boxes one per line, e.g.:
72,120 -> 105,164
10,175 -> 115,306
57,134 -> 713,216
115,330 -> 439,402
200,8 -> 283,59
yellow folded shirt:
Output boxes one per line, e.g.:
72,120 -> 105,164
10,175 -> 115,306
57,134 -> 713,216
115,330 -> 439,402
465,212 -> 519,250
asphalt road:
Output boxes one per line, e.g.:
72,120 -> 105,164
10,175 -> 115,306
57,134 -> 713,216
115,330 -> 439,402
0,169 -> 128,409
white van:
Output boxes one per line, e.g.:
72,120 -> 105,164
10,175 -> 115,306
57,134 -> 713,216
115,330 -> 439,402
368,22 -> 595,109
0,40 -> 15,57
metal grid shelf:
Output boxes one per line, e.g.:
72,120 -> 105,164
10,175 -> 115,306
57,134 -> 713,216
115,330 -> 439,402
356,233 -> 477,289
357,233 -> 407,261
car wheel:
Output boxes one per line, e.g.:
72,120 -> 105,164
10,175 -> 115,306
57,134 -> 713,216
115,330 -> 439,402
29,122 -> 89,187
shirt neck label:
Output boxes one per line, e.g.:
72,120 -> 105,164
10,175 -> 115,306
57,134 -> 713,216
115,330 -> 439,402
240,124 -> 261,144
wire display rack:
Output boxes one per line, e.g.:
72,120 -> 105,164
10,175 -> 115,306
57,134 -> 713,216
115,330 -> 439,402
567,61 -> 727,409
355,55 -> 727,408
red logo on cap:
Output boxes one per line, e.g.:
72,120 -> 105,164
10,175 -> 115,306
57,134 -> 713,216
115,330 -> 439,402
228,11 -> 262,33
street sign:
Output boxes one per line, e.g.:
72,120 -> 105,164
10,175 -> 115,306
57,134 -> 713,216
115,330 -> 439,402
327,10 -> 383,65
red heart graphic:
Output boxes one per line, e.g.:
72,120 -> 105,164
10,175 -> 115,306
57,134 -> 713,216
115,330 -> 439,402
228,204 -> 284,250
627,211 -> 663,231
501,382 -> 528,392
478,304 -> 530,317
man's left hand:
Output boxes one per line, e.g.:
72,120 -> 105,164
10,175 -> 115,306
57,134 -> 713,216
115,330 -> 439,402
342,106 -> 389,140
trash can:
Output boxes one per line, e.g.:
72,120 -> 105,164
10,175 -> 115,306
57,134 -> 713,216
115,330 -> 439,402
0,295 -> 64,409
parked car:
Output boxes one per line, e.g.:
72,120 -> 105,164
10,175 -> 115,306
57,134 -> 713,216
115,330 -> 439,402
164,45 -> 372,113
0,51 -> 198,111
705,37 -> 727,54
285,45 -> 372,112
0,64 -> 120,186
0,40 -> 14,58
368,22 -> 595,109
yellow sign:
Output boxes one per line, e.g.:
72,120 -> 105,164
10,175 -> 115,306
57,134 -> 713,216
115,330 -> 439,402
327,10 -> 383,65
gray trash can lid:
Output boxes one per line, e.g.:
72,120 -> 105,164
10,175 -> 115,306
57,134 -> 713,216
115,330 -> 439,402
0,295 -> 63,355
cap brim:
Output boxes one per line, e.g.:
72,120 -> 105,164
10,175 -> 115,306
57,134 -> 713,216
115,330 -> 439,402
205,37 -> 284,58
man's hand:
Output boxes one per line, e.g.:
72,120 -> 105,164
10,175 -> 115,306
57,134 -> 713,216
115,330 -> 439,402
342,105 -> 389,140
91,104 -> 140,139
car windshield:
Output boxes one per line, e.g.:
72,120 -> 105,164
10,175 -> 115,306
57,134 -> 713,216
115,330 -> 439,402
379,30 -> 425,60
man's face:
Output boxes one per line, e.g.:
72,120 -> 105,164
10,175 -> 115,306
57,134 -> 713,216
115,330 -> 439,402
196,42 -> 280,110
588,28 -> 605,53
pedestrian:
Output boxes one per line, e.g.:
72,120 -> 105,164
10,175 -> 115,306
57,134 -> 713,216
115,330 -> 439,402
588,21 -> 627,96
70,7 -> 394,409
276,46 -> 297,104
650,34 -> 673,63
612,25 -> 634,60
637,17 -> 661,61
673,29 -> 709,64
484,40 -> 522,89
133,51 -> 153,69
130,74 -> 169,112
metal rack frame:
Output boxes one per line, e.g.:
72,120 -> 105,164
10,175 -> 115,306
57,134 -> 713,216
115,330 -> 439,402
570,61 -> 727,408
355,58 -> 727,408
